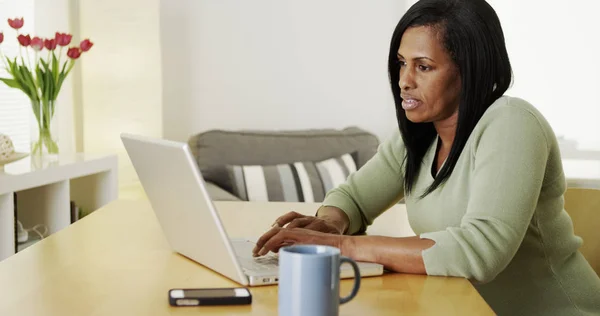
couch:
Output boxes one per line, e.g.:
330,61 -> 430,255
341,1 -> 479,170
187,127 -> 380,201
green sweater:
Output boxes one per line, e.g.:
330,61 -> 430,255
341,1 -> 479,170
323,96 -> 600,315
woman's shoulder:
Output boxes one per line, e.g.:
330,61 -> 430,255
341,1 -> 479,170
486,95 -> 545,117
472,96 -> 556,149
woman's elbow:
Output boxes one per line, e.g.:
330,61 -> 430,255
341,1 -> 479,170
462,256 -> 510,284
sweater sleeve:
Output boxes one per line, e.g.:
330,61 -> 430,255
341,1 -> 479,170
420,105 -> 550,283
321,131 -> 406,235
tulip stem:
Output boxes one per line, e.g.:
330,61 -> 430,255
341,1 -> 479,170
0,51 -> 8,70
18,35 -> 24,66
25,47 -> 32,72
57,46 -> 63,68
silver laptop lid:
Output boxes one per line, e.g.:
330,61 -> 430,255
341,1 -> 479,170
121,133 -> 248,285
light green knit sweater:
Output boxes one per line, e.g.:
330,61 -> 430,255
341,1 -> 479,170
323,96 -> 600,315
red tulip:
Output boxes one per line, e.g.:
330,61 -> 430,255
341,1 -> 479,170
55,32 -> 72,46
0,33 -> 4,44
17,34 -> 31,47
80,39 -> 93,52
8,18 -> 24,30
66,47 -> 81,59
44,38 -> 57,50
31,36 -> 43,51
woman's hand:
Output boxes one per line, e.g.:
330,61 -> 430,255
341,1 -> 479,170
273,211 -> 345,234
251,210 -> 348,256
252,226 -> 345,257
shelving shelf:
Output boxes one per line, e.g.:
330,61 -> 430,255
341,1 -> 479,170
0,154 -> 118,261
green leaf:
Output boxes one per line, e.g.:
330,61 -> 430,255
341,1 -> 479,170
11,69 -> 32,98
4,57 -> 14,71
6,57 -> 17,75
46,68 -> 54,102
0,77 -> 22,89
40,58 -> 50,71
18,65 -> 39,101
55,72 -> 66,99
52,52 -> 59,83
36,66 -> 44,92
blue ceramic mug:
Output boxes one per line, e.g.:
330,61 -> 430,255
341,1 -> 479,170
278,245 -> 361,316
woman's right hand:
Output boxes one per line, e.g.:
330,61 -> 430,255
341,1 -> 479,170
270,211 -> 345,235
252,207 -> 350,256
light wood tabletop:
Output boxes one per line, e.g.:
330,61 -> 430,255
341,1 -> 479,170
0,199 -> 494,315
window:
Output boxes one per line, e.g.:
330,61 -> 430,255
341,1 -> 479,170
0,0 -> 35,153
488,0 -> 600,157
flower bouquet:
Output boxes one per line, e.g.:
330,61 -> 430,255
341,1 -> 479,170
0,17 -> 93,156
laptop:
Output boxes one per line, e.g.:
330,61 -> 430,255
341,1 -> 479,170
121,133 -> 384,286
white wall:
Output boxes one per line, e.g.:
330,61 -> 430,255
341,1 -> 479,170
160,0 -> 405,143
78,0 -> 162,188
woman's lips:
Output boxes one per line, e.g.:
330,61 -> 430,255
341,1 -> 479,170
402,98 -> 421,110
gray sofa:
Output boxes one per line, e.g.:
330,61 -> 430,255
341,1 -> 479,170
187,127 -> 380,201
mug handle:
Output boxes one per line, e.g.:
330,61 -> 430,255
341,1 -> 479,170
339,256 -> 361,304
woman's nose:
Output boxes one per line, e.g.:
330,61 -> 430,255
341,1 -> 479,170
399,68 -> 415,90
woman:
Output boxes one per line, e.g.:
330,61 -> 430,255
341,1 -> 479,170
253,0 -> 600,315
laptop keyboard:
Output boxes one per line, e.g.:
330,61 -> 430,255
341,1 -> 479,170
231,239 -> 279,273
238,255 -> 279,272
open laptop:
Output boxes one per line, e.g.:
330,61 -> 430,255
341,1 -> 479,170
121,133 -> 384,286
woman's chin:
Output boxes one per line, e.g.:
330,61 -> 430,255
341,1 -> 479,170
405,111 -> 428,123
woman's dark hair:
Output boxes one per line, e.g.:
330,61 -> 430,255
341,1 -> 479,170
388,0 -> 512,197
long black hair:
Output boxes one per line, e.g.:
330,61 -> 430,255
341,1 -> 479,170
388,0 -> 512,197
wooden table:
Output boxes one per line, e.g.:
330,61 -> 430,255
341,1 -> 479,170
0,200 -> 494,315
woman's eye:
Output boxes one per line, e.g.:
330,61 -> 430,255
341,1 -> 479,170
418,65 -> 430,71
397,60 -> 406,67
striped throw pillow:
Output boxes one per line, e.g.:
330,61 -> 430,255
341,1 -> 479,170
227,153 -> 357,202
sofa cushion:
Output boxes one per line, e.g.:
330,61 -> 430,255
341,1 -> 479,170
188,127 -> 379,197
204,181 -> 242,201
227,152 -> 357,202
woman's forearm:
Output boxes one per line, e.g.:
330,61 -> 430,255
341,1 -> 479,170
341,235 -> 436,274
316,206 -> 350,234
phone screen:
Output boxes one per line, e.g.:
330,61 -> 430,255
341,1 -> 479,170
171,288 -> 250,299
169,288 -> 252,306
185,289 -> 236,298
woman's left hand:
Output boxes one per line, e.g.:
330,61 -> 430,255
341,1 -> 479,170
253,227 -> 345,257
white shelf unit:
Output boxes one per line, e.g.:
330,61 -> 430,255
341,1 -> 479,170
0,154 -> 118,261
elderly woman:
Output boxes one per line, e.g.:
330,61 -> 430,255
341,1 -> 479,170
253,0 -> 600,315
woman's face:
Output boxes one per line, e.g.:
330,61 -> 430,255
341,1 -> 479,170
397,26 -> 461,124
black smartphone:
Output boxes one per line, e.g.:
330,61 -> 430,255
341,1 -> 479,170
168,288 -> 252,306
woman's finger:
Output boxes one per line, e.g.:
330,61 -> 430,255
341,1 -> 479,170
272,211 -> 304,227
259,229 -> 327,256
304,220 -> 339,234
268,241 -> 295,254
285,217 -> 314,229
253,227 -> 282,255
258,229 -> 292,256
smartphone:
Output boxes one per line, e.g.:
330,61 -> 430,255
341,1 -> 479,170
168,288 -> 252,306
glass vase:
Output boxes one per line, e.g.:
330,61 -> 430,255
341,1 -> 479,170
30,99 -> 59,157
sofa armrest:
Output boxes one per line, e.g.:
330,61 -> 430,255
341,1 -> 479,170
204,181 -> 242,201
